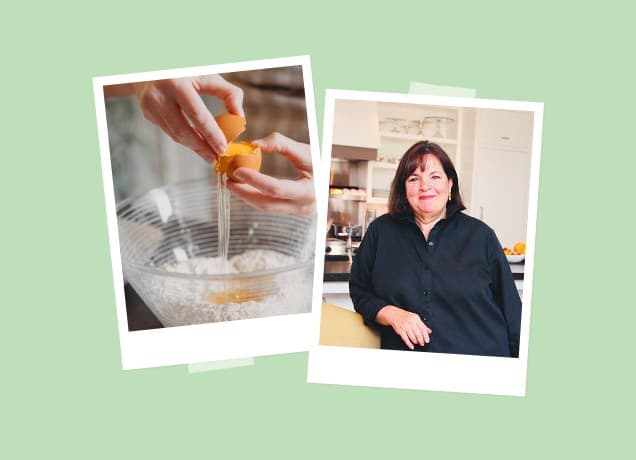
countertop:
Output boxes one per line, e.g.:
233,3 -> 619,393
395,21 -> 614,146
125,283 -> 163,331
323,255 -> 525,282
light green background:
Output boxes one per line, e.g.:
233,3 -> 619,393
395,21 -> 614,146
3,1 -> 634,457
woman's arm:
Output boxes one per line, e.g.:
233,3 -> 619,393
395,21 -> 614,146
349,222 -> 387,325
488,229 -> 522,358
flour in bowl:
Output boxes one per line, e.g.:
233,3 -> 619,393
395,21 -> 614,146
162,249 -> 295,275
138,249 -> 312,326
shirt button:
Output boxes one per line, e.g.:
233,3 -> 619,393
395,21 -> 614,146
423,290 -> 427,296
428,241 -> 434,247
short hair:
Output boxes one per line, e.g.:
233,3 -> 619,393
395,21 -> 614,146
388,141 -> 466,217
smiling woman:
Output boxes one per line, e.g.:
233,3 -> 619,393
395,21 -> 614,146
349,141 -> 522,357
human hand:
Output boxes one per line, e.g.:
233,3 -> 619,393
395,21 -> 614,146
226,132 -> 315,216
132,75 -> 244,162
376,305 -> 432,350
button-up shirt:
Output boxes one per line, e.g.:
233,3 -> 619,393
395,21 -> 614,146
349,210 -> 521,357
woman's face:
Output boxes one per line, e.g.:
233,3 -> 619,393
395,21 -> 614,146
405,154 -> 453,220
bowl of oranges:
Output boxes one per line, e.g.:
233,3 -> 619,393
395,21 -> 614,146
503,242 -> 526,264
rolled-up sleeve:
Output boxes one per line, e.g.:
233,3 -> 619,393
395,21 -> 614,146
349,222 -> 388,329
488,230 -> 522,358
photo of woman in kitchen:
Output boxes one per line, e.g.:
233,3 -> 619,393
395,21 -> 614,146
349,141 -> 521,357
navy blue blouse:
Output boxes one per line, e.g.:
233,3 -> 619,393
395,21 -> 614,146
349,211 -> 521,357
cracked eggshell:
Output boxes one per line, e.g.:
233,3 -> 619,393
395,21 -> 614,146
215,141 -> 262,182
214,113 -> 246,143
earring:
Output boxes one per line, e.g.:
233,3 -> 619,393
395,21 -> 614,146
448,191 -> 452,202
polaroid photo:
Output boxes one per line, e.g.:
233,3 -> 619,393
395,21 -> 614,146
93,56 -> 322,370
308,89 -> 543,396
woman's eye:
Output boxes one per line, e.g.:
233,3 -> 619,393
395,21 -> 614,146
407,177 -> 418,183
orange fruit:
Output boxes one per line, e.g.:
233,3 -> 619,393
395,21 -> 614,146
513,242 -> 526,255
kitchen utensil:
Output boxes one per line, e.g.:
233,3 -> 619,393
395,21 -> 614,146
117,179 -> 316,327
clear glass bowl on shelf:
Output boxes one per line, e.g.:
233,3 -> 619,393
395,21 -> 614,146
380,117 -> 407,134
117,179 -> 316,327
424,116 -> 455,138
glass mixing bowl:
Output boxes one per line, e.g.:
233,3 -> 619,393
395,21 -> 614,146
117,179 -> 316,328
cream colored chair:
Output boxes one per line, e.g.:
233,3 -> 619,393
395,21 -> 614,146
319,302 -> 380,349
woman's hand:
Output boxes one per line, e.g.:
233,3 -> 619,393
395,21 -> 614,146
107,75 -> 244,162
226,132 -> 315,216
376,305 -> 432,350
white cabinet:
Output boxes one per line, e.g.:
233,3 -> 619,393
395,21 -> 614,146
469,109 -> 534,247
332,99 -> 380,149
475,109 -> 533,152
470,147 -> 531,246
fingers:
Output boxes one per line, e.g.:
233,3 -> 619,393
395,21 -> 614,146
253,132 -> 313,174
136,80 -> 218,162
174,84 -> 228,156
136,76 -> 246,159
231,168 -> 315,204
399,330 -> 416,351
195,75 -> 245,117
395,312 -> 431,350
226,180 -> 316,216
158,101 -> 218,162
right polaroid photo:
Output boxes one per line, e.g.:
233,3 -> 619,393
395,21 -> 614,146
308,89 -> 543,396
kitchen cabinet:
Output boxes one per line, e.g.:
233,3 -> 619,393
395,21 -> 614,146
468,109 -> 534,247
332,99 -> 380,149
470,147 -> 531,246
475,109 -> 533,152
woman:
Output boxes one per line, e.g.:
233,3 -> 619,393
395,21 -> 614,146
349,141 -> 521,357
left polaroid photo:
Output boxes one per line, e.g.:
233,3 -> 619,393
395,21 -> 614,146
93,56 -> 322,370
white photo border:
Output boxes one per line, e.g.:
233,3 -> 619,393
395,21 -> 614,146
307,89 -> 544,396
93,56 -> 323,370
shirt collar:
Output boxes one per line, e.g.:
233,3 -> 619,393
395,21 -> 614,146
395,204 -> 461,224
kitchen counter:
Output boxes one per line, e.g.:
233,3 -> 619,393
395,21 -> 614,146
125,283 -> 163,331
324,255 -> 525,282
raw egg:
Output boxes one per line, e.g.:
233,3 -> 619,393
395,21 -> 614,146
215,141 -> 262,181
213,113 -> 262,182
207,289 -> 263,305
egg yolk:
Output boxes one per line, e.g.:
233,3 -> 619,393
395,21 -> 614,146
215,141 -> 260,177
208,289 -> 263,305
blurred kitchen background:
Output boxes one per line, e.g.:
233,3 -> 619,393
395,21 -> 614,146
104,65 -> 311,329
324,99 -> 534,310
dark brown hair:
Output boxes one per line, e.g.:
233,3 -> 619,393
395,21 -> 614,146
388,141 -> 466,217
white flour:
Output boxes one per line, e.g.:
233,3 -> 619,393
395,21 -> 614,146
162,249 -> 295,276
139,249 -> 312,326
